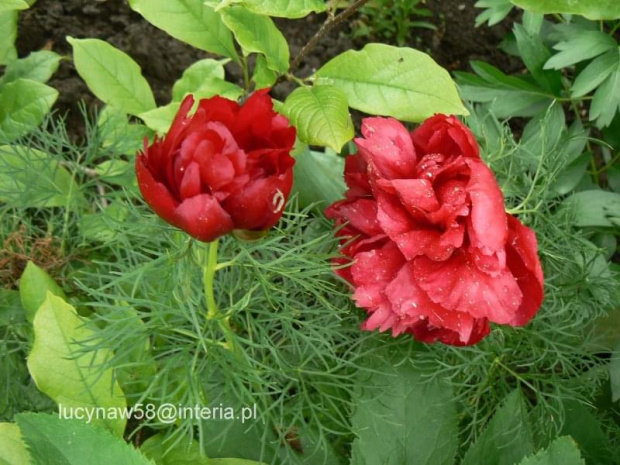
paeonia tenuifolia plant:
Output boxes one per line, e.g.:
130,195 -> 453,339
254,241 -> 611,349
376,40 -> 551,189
33,0 -> 563,463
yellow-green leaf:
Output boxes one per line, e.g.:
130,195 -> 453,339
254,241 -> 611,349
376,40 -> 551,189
27,293 -> 127,436
19,261 -> 66,323
316,43 -> 467,122
283,86 -> 353,152
67,37 -> 155,116
0,423 -> 32,465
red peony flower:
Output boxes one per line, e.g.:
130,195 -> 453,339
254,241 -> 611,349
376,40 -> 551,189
326,115 -> 544,346
136,89 -> 296,242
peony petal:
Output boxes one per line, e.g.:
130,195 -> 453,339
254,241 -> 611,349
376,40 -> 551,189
385,262 -> 477,343
408,317 -> 490,346
355,117 -> 417,179
412,114 -> 479,159
198,148 -> 236,191
343,153 -> 372,199
136,155 -> 180,226
332,198 -> 383,237
414,252 -> 523,324
388,179 -> 440,213
393,225 -> 463,261
179,161 -> 202,200
376,191 -> 415,237
361,303 -> 396,332
223,169 -> 293,231
351,241 -> 405,289
173,194 -> 234,242
465,158 -> 507,255
505,215 -> 544,326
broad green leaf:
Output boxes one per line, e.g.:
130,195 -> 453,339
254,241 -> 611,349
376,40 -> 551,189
611,341 -> 620,402
571,49 -> 620,98
67,37 -> 156,116
128,0 -> 237,60
511,0 -> 620,20
240,0 -> 326,18
544,31 -> 615,70
138,102 -> 181,134
283,86 -> 353,152
16,413 -> 153,465
97,105 -> 152,154
252,55 -> 277,90
19,261 -> 66,323
456,61 -> 553,118
517,437 -> 585,465
0,423 -> 32,465
292,147 -> 346,208
462,390 -> 534,465
0,0 -> 29,11
27,293 -> 127,436
552,120 -> 589,195
513,24 -> 561,95
0,145 -> 84,207
515,103 -> 565,169
172,58 -> 226,101
560,400 -> 614,463
0,289 -> 24,326
191,78 -> 243,101
80,201 -> 130,243
475,0 -> 513,26
221,6 -> 289,73
553,152 -> 590,196
0,79 -> 58,141
95,159 -> 130,179
522,11 -> 544,34
316,44 -> 467,122
590,65 -> 620,128
563,190 -> 620,228
0,51 -> 61,86
0,10 -> 17,65
350,358 -> 458,465
142,434 -> 266,465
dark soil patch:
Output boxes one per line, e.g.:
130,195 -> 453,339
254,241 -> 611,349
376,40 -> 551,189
15,0 -> 520,136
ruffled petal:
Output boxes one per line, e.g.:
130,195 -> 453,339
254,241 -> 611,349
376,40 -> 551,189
412,114 -> 479,159
465,158 -> 507,255
330,198 -> 383,238
355,117 -> 417,179
414,252 -> 523,324
506,215 -> 544,326
408,317 -> 490,346
385,262 -> 478,343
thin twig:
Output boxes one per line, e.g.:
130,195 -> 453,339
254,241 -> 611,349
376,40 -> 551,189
280,0 -> 371,82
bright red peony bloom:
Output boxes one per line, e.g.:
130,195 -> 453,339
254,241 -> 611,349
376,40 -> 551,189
326,115 -> 544,346
136,89 -> 296,242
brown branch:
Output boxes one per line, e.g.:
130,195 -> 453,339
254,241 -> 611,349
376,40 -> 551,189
283,0 -> 371,80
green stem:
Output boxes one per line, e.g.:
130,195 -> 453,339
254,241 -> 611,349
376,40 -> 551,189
204,240 -> 219,320
202,240 -> 238,355
241,56 -> 251,92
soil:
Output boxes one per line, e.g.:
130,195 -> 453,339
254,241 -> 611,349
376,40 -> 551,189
14,0 -> 520,136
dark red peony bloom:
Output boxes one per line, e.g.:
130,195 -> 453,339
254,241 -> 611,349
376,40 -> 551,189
326,115 -> 544,346
136,89 -> 296,242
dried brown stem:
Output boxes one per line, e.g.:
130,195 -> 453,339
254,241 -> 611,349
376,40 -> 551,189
283,0 -> 371,81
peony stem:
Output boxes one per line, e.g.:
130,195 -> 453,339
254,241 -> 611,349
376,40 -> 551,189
204,239 -> 220,320
203,239 -> 238,354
